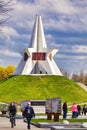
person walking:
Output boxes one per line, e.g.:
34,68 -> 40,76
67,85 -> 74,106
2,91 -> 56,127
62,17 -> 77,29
9,102 -> 17,126
24,101 -> 35,129
62,102 -> 67,119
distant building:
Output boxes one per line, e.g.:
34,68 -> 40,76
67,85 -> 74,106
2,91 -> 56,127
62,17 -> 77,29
14,15 -> 62,75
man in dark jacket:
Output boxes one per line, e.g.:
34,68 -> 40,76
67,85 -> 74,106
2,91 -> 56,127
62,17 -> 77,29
9,102 -> 17,126
62,102 -> 67,119
24,101 -> 35,129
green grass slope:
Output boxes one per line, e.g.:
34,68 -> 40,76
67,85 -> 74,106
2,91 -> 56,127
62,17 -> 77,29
0,75 -> 87,103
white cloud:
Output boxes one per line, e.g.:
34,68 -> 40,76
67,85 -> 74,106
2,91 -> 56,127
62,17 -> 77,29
47,0 -> 76,14
57,44 -> 87,54
56,53 -> 87,60
55,44 -> 87,61
0,49 -> 21,57
33,0 -> 77,15
2,26 -> 19,37
8,0 -> 87,33
72,45 -> 87,53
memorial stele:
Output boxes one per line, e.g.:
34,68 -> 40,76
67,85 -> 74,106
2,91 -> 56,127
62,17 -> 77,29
14,15 -> 62,75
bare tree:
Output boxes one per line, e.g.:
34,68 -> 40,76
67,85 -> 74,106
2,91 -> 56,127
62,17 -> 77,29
83,74 -> 87,86
0,0 -> 13,26
60,68 -> 70,78
71,73 -> 80,82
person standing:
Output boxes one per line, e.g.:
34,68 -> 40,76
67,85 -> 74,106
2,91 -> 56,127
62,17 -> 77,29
62,102 -> 67,119
71,103 -> 78,118
82,105 -> 87,115
9,102 -> 17,126
24,102 -> 35,129
77,105 -> 81,115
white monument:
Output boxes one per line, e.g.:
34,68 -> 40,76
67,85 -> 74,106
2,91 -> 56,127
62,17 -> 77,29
14,15 -> 62,75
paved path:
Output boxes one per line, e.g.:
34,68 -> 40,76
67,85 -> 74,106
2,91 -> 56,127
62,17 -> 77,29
0,117 -> 49,130
0,114 -> 87,130
77,82 -> 87,92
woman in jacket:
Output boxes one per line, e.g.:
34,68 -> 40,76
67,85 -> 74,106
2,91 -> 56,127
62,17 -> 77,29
71,103 -> 78,118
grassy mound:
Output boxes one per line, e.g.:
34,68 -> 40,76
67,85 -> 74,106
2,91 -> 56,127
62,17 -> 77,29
0,75 -> 87,103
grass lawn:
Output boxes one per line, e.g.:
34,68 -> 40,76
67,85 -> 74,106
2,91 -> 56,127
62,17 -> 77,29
0,75 -> 87,103
31,118 -> 87,124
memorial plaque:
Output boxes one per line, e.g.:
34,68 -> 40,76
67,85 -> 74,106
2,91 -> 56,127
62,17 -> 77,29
20,100 -> 45,108
32,52 -> 46,60
52,98 -> 62,114
31,100 -> 45,106
45,98 -> 61,121
45,99 -> 52,113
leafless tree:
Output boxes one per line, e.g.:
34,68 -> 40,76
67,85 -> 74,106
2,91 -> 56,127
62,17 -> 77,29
60,68 -> 70,78
71,73 -> 80,82
0,0 -> 13,26
82,74 -> 87,86
71,70 -> 87,86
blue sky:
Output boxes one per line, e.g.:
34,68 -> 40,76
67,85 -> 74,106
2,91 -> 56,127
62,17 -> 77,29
0,0 -> 87,75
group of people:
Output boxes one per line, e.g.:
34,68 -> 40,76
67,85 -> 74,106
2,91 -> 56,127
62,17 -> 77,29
8,101 -> 35,129
62,102 -> 87,119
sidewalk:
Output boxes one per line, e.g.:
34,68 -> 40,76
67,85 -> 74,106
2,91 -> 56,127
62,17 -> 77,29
0,114 -> 87,130
0,117 -> 49,130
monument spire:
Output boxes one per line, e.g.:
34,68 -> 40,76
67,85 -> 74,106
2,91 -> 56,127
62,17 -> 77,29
29,15 -> 47,50
14,15 -> 62,75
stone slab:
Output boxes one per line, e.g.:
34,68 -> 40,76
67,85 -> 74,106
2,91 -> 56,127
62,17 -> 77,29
51,126 -> 87,130
38,122 -> 82,128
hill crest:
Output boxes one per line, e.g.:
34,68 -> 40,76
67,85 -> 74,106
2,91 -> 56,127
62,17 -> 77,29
0,75 -> 87,103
